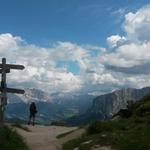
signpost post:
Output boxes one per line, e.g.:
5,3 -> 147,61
0,58 -> 25,127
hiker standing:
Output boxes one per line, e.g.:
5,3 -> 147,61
28,102 -> 37,126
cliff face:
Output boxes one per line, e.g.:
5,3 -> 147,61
59,87 -> 150,125
89,87 -> 150,119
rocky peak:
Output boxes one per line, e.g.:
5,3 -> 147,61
89,87 -> 150,118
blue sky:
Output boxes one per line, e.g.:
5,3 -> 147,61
0,0 -> 150,96
0,0 -> 149,47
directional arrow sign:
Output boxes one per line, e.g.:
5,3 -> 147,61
0,58 -> 25,125
0,64 -> 25,70
0,87 -> 25,94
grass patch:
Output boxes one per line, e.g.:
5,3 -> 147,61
11,123 -> 30,132
63,134 -> 90,150
63,119 -> 150,150
0,125 -> 29,150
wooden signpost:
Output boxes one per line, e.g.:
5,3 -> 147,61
0,58 -> 25,127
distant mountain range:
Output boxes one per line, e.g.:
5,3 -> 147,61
5,87 -> 150,125
5,89 -> 94,124
65,87 -> 150,125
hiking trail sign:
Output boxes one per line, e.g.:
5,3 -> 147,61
0,58 -> 25,126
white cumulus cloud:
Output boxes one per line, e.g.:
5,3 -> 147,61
124,5 -> 150,41
1,5 -> 150,96
107,35 -> 126,48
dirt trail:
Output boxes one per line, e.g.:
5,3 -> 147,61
15,125 -> 84,150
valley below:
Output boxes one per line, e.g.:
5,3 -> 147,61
5,87 -> 150,125
5,88 -> 94,124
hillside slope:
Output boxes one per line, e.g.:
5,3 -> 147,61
63,94 -> 150,150
0,126 -> 29,150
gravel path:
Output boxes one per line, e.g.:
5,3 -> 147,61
15,125 -> 84,150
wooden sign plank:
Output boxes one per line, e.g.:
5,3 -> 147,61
0,69 -> 10,73
0,64 -> 25,70
6,88 -> 25,94
0,87 -> 25,94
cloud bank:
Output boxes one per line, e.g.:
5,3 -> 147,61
0,5 -> 150,96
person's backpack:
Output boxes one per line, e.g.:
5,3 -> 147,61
30,103 -> 37,114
